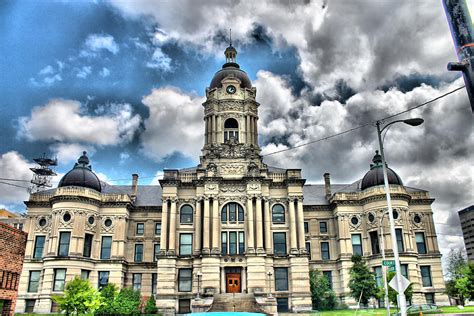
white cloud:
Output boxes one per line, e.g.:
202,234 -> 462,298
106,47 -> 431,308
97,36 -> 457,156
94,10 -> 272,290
83,33 -> 119,55
39,65 -> 54,75
146,47 -> 172,71
50,143 -> 96,164
18,99 -> 141,146
0,151 -> 33,204
140,87 -> 204,162
99,67 -> 110,77
77,66 -> 92,79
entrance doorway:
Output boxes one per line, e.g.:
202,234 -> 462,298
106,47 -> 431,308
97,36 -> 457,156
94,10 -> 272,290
225,267 -> 242,293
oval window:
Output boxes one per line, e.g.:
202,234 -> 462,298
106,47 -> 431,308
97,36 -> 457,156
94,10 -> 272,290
63,213 -> 71,222
104,218 -> 112,227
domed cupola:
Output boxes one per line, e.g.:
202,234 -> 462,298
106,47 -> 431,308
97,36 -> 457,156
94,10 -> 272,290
209,43 -> 252,89
360,151 -> 403,190
58,151 -> 102,192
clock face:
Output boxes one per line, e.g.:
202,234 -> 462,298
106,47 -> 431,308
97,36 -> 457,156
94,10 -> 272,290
226,85 -> 236,94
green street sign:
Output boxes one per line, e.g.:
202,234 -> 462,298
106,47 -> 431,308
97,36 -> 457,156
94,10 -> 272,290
388,266 -> 396,272
382,260 -> 395,267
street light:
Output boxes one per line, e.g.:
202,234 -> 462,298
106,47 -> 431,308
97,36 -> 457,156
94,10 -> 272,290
266,270 -> 273,298
376,118 -> 424,316
196,271 -> 203,299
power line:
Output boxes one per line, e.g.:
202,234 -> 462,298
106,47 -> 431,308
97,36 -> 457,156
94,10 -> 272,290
262,85 -> 466,157
0,181 -> 29,189
0,177 -> 30,183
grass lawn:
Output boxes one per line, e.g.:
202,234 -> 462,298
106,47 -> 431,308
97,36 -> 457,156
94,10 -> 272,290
284,305 -> 474,315
440,305 -> 474,313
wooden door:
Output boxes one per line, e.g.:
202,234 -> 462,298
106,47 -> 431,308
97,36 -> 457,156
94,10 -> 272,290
226,273 -> 241,293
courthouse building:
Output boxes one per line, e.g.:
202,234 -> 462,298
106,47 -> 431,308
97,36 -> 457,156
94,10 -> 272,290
16,44 -> 448,314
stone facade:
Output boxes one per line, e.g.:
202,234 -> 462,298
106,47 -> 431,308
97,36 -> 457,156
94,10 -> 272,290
0,222 -> 27,316
16,45 -> 448,314
459,205 -> 474,261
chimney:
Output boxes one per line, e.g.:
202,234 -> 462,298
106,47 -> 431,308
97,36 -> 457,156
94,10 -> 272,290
131,174 -> 139,202
323,173 -> 331,200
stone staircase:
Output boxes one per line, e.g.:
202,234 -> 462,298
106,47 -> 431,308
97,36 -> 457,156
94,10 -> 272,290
209,293 -> 261,312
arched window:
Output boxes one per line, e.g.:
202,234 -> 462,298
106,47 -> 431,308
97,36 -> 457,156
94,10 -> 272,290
224,118 -> 239,142
221,203 -> 244,223
180,205 -> 193,224
272,204 -> 285,223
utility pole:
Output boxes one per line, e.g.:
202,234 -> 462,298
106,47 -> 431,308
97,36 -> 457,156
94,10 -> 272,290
443,0 -> 474,111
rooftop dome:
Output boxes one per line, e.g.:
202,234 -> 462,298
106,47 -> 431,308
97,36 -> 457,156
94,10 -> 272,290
58,151 -> 101,192
360,151 -> 403,190
209,44 -> 252,89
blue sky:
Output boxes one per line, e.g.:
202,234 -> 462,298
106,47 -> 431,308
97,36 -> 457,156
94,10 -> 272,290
0,0 -> 472,255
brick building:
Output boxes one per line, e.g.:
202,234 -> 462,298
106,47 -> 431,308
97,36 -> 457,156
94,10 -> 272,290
0,222 -> 27,315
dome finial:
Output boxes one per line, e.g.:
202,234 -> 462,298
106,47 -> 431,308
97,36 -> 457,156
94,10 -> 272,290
371,150 -> 383,167
229,28 -> 232,47
77,151 -> 90,166
224,30 -> 237,65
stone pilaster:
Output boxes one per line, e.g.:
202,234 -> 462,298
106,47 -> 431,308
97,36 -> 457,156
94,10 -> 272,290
288,198 -> 298,254
160,198 -> 169,253
203,197 -> 210,254
263,198 -> 272,254
211,198 -> 220,254
255,196 -> 264,253
247,197 -> 255,253
168,198 -> 177,255
194,198 -> 202,255
296,197 -> 305,253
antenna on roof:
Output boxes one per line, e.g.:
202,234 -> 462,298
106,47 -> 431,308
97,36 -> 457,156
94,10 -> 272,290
28,153 -> 57,194
229,28 -> 232,46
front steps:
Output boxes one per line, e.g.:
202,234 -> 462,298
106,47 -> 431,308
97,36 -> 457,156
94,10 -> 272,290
209,293 -> 261,312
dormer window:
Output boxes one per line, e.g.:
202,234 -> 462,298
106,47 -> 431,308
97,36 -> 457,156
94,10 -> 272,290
224,118 -> 239,142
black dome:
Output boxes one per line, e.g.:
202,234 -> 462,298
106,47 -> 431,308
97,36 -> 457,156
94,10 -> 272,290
58,151 -> 101,192
360,151 -> 403,190
209,65 -> 252,89
209,44 -> 252,89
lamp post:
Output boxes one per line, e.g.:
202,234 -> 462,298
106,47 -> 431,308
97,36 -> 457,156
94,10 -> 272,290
376,118 -> 423,316
379,211 -> 390,316
266,270 -> 273,298
196,271 -> 203,299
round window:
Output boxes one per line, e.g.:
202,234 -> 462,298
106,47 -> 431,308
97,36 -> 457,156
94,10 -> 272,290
393,210 -> 399,220
104,218 -> 112,227
39,218 -> 47,227
351,216 -> 359,225
88,216 -> 95,225
63,212 -> 71,222
414,214 -> 421,224
368,213 -> 375,223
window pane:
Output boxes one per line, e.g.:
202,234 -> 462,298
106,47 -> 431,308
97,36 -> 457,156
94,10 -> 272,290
101,236 -> 112,259
321,242 -> 330,260
396,229 -> 404,252
155,223 -> 161,235
136,223 -> 144,235
83,234 -> 93,258
229,232 -> 237,255
98,271 -> 109,288
304,222 -> 309,234
81,270 -> 90,280
320,222 -> 328,233
401,264 -> 409,280
53,269 -> 66,291
178,269 -> 192,292
221,232 -> 227,255
416,232 -> 427,254
352,234 -> 362,256
221,207 -> 227,222
152,273 -> 157,295
58,232 -> 70,257
133,274 -> 142,291
154,244 -> 160,261
272,204 -> 285,223
135,244 -> 143,262
180,205 -> 193,224
374,267 -> 383,287
238,205 -> 244,221
229,203 -> 236,221
370,231 -> 380,255
273,232 -> 287,255
33,236 -> 45,259
180,234 -> 192,256
239,232 -> 245,254
275,268 -> 288,291
28,271 -> 40,292
421,266 -> 432,287
323,271 -> 333,289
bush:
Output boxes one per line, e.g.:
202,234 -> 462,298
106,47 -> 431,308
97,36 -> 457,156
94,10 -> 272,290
112,287 -> 142,315
144,295 -> 158,314
51,276 -> 103,315
96,283 -> 117,315
309,269 -> 337,310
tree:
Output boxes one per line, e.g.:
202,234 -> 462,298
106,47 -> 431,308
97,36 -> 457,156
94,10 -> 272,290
455,263 -> 474,302
386,271 -> 413,308
144,295 -> 158,314
445,249 -> 467,303
97,283 -> 118,315
52,276 -> 103,315
348,255 -> 379,305
112,287 -> 142,315
309,269 -> 337,310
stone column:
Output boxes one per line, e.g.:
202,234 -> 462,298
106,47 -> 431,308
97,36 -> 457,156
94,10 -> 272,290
297,197 -> 306,253
217,115 -> 222,143
254,117 -> 258,144
194,198 -> 202,255
212,115 -> 217,143
264,198 -> 272,254
168,198 -> 177,254
211,198 -> 220,254
247,115 -> 251,144
247,197 -> 255,253
288,198 -> 298,254
160,198 -> 169,252
203,197 -> 210,254
255,196 -> 264,253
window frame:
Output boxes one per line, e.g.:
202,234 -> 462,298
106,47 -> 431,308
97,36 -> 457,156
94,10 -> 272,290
80,270 -> 90,280
272,204 -> 286,224
53,268 -> 66,292
273,232 -> 287,256
133,273 -> 142,291
33,235 -> 45,259
134,243 -> 144,262
25,299 -> 36,313
223,118 -> 239,142
136,223 -> 145,236
100,236 -> 112,260
351,234 -> 363,256
58,232 -> 71,257
153,243 -> 160,262
155,222 -> 161,235
275,267 -> 289,291
180,205 -> 194,224
321,241 -> 330,260
304,221 -> 309,234
421,266 -> 432,287
152,273 -> 157,295
369,230 -> 380,255
323,271 -> 333,289
83,233 -> 93,258
178,269 -> 192,292
221,203 -> 245,223
28,271 -> 41,293
98,271 -> 109,289
320,221 -> 328,233
396,228 -> 404,252
416,232 -> 427,254
179,233 -> 193,256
